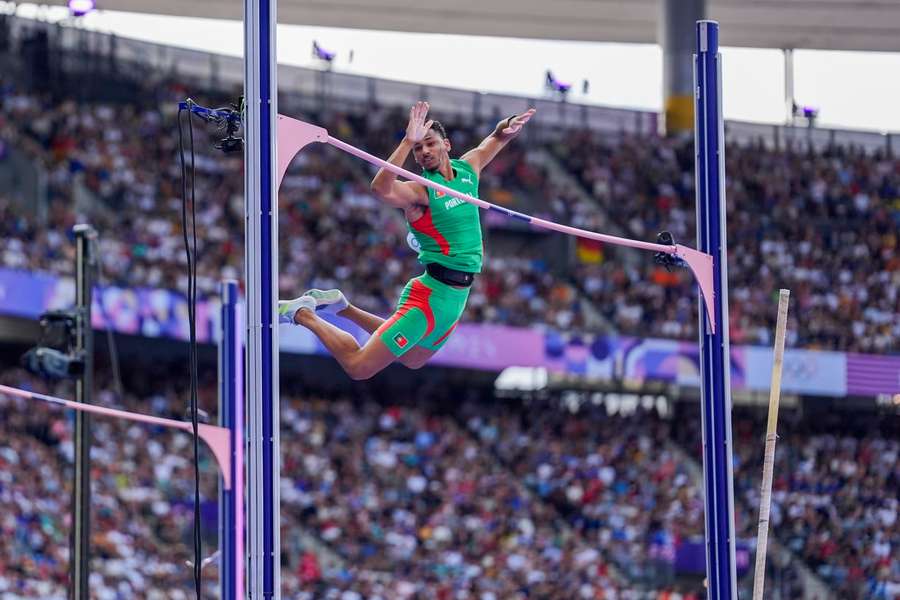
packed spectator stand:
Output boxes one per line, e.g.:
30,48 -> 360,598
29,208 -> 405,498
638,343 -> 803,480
1,66 -> 898,353
2,365 -> 896,598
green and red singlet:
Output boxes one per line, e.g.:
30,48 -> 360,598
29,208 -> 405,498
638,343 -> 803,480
408,158 -> 483,274
374,158 -> 483,357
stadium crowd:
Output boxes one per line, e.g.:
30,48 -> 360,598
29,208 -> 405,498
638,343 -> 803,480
281,392 -> 636,599
553,131 -> 900,352
4,364 -> 897,598
0,367 -> 700,599
0,368 -> 222,599
2,72 -> 899,352
475,398 -> 900,598
463,402 -> 707,586
462,400 -> 817,599
729,411 -> 899,599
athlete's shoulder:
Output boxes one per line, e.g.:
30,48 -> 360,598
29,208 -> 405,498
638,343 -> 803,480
451,158 -> 478,177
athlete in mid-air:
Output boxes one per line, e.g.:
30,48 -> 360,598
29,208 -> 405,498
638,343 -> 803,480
279,101 -> 535,380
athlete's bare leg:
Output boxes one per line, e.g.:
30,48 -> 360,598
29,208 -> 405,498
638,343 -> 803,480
339,304 -> 435,370
293,308 -> 397,380
286,290 -> 436,372
337,305 -> 384,334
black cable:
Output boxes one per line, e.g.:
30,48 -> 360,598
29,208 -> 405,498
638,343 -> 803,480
189,109 -> 203,600
177,104 -> 203,599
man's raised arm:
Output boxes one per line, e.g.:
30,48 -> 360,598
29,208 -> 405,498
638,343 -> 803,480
461,108 -> 536,176
370,101 -> 430,208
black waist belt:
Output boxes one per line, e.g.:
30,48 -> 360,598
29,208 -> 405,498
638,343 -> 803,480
426,263 -> 475,287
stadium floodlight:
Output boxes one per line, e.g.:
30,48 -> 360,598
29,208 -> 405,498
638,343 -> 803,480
801,105 -> 819,126
791,102 -> 819,126
312,41 -> 336,63
68,0 -> 95,17
545,70 -> 572,95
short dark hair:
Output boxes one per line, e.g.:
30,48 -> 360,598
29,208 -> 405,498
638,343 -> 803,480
429,120 -> 448,139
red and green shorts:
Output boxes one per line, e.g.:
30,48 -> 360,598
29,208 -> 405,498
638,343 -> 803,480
374,272 -> 469,357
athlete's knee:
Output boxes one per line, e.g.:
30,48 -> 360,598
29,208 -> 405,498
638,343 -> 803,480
346,367 -> 374,381
344,355 -> 383,381
346,362 -> 377,381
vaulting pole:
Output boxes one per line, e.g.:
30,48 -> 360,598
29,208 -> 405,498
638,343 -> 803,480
752,289 -> 791,600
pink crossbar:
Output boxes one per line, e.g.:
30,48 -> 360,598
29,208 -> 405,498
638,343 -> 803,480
0,383 -> 233,490
276,114 -> 717,333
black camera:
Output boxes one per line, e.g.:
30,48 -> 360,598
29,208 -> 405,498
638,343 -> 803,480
21,310 -> 85,381
654,230 -> 686,272
35,310 -> 77,348
215,134 -> 243,154
22,347 -> 84,380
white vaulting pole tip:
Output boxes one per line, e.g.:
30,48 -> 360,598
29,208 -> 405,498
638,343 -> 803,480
752,288 -> 790,600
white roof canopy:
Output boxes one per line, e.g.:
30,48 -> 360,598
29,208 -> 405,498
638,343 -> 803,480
46,0 -> 900,52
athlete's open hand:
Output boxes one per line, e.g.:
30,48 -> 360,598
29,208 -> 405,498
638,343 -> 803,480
501,108 -> 536,137
405,101 -> 434,143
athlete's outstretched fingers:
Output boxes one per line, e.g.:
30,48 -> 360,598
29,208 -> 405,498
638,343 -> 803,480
503,108 -> 536,134
407,102 -> 432,142
412,101 -> 428,121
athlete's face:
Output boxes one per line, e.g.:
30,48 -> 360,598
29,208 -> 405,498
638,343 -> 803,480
412,130 -> 451,171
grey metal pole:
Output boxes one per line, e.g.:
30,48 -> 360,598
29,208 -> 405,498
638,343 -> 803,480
784,48 -> 795,125
660,0 -> 705,135
71,223 -> 96,600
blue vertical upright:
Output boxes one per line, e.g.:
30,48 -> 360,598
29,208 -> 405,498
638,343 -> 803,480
694,20 -> 737,600
219,280 -> 244,600
245,0 -> 280,595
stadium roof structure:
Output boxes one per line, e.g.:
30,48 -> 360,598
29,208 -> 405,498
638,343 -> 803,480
47,0 -> 900,52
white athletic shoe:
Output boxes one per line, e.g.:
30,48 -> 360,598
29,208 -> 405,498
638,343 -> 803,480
278,295 -> 316,324
302,288 -> 349,315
